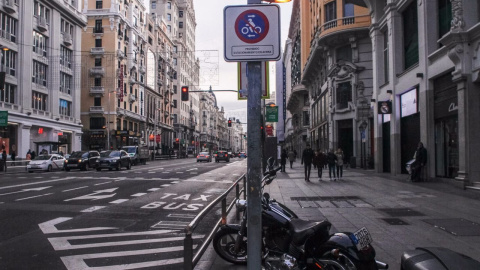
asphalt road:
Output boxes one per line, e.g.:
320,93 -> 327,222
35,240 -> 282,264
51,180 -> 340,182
0,158 -> 247,269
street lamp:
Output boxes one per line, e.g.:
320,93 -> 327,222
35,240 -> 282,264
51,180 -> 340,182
106,90 -> 116,150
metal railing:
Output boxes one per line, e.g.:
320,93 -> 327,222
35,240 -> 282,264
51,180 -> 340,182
183,174 -> 246,270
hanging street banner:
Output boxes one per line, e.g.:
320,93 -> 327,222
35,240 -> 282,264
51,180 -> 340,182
0,111 -> 7,127
224,4 -> 281,61
237,61 -> 270,100
266,125 -> 274,136
265,106 -> 278,122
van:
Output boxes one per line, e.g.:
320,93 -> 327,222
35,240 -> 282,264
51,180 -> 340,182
122,146 -> 149,165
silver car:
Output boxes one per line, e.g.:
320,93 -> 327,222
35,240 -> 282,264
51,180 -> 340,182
197,152 -> 212,162
27,154 -> 65,172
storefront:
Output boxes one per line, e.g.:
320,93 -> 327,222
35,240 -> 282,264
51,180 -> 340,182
0,123 -> 18,156
400,87 -> 420,174
433,73 -> 458,178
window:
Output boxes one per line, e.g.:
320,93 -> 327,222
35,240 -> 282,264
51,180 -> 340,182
94,77 -> 101,86
173,99 -> 177,108
303,111 -> 310,126
167,13 -> 171,21
61,18 -> 73,35
95,38 -> 102,47
0,12 -> 18,42
0,83 -> 15,104
167,25 -> 171,33
33,31 -> 47,57
32,91 -> 47,111
60,72 -> 72,95
167,2 -> 171,9
403,2 -> 419,69
1,49 -> 17,76
325,1 -> 336,22
344,3 -> 354,17
383,29 -> 389,83
96,1 -> 103,9
179,22 -> 183,28
336,45 -> 352,62
151,1 -> 156,9
90,117 -> 105,129
94,58 -> 102,67
60,46 -> 72,68
438,0 -> 452,39
179,10 -> 183,17
32,60 -> 47,86
336,82 -> 352,109
59,99 -> 72,116
94,97 -> 101,106
94,20 -> 103,33
33,1 -> 50,21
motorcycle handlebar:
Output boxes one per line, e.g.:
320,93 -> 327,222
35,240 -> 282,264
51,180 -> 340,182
263,166 -> 282,177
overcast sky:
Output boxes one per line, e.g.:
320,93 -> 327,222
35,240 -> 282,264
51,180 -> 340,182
193,0 -> 293,124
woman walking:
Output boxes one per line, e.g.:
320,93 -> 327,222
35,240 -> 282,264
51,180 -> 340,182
326,149 -> 337,181
335,148 -> 344,179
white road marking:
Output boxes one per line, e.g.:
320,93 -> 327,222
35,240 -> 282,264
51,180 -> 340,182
151,220 -> 191,229
62,186 -> 89,192
148,188 -> 160,191
167,214 -> 196,219
61,248 -> 187,270
81,206 -> 106,213
39,217 -> 117,234
0,177 -> 75,191
16,193 -> 53,201
48,230 -> 181,250
161,184 -> 171,187
109,199 -> 129,204
94,181 -> 112,186
131,193 -> 147,197
64,188 -> 118,202
0,186 -> 51,196
176,172 -> 184,174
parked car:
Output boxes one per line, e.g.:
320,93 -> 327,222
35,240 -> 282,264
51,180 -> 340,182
121,146 -> 149,165
27,154 -> 65,173
96,150 -> 132,171
215,150 -> 230,162
64,150 -> 100,171
197,152 -> 212,162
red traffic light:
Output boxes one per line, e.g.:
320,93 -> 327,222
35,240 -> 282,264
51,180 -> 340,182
228,120 -> 232,127
181,86 -> 189,101
175,138 -> 179,142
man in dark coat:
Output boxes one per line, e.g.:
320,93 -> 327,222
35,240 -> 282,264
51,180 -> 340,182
301,144 -> 315,182
313,150 -> 326,180
280,149 -> 287,172
326,149 -> 337,181
412,142 -> 427,182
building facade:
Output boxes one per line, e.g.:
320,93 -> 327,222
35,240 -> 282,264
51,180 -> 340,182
0,0 -> 87,158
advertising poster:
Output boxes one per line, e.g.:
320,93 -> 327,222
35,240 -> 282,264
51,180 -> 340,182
237,61 -> 270,100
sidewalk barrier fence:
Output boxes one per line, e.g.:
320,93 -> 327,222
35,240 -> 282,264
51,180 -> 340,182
183,174 -> 246,270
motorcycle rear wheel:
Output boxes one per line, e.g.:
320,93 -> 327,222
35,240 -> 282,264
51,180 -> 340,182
213,227 -> 247,264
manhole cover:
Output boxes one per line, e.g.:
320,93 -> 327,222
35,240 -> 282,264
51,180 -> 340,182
382,218 -> 409,225
423,218 -> 480,236
378,208 -> 425,217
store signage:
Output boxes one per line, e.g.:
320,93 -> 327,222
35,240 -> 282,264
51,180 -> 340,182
377,101 -> 392,114
266,125 -> 274,136
156,134 -> 161,143
265,106 -> 278,122
0,111 -> 7,127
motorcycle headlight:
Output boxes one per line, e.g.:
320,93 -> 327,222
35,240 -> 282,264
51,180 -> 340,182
235,199 -> 247,211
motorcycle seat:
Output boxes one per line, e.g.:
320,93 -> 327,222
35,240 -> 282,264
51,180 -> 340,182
289,219 -> 331,246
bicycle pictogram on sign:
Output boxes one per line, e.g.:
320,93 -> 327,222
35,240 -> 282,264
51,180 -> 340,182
234,9 -> 270,44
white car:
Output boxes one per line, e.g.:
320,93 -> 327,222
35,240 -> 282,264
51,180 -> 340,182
27,154 -> 65,173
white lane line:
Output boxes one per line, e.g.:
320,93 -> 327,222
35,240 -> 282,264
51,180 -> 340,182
176,172 -> 184,174
131,193 -> 147,197
81,206 -> 106,213
15,193 -> 53,201
61,248 -> 187,270
151,221 -> 190,229
0,177 -> 75,191
62,186 -> 89,192
171,181 -> 180,184
39,217 -> 116,234
48,230 -> 181,250
161,184 -> 171,187
109,199 -> 129,204
148,188 -> 160,191
167,214 -> 196,219
94,181 -> 112,186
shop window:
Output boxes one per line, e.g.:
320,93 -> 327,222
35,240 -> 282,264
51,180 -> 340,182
438,0 -> 452,39
336,82 -> 352,109
402,2 -> 419,69
400,88 -> 418,118
0,83 -> 16,104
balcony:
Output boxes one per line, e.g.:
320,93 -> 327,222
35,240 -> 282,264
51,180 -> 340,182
63,32 -> 72,46
89,106 -> 104,113
89,67 -> 105,77
116,49 -> 125,59
118,30 -> 123,40
37,17 -> 48,32
124,36 -> 129,44
129,76 -> 137,84
3,0 -> 17,14
89,86 -> 105,96
90,47 -> 105,56
139,65 -> 146,74
93,27 -> 104,34
313,15 -> 370,41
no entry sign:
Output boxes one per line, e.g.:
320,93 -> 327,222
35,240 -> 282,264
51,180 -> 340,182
224,4 -> 281,61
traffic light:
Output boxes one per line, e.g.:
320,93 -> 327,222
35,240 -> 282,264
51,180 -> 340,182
228,120 -> 232,127
175,138 -> 179,142
181,86 -> 189,101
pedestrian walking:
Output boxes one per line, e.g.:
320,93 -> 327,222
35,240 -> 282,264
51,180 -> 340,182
2,150 -> 7,172
326,149 -> 337,181
313,150 -> 326,180
31,150 -> 36,160
10,149 -> 16,166
335,148 -> 344,179
280,149 -> 287,172
26,150 -> 31,160
288,149 -> 295,169
411,142 -> 427,182
293,149 -> 297,161
301,144 -> 315,182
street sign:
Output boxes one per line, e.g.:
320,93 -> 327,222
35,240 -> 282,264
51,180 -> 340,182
266,125 -> 274,136
237,61 -> 270,100
0,111 -> 7,127
265,106 -> 278,122
224,4 -> 281,61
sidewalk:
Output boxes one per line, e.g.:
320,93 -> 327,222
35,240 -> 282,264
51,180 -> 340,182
195,163 -> 480,270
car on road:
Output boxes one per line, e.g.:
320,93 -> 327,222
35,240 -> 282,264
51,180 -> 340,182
239,152 -> 247,158
197,152 -> 212,162
96,150 -> 132,171
27,154 -> 65,172
64,150 -> 100,171
215,150 -> 230,162
121,145 -> 149,165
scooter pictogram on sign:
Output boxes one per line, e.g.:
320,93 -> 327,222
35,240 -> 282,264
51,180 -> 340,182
235,10 -> 269,44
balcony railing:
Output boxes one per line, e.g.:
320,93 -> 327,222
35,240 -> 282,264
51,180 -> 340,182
89,86 -> 105,96
4,0 -> 17,13
90,47 -> 105,56
63,32 -> 72,46
37,17 -> 48,32
314,15 -> 371,39
116,49 -> 125,59
89,106 -> 104,113
90,67 -> 105,77
93,27 -> 104,34
139,66 -> 146,74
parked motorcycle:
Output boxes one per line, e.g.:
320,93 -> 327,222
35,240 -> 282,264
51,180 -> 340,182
213,157 -> 389,270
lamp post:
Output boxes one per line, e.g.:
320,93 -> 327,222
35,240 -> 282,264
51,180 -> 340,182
107,90 -> 116,150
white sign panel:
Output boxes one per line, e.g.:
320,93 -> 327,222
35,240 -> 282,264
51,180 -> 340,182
224,4 -> 281,61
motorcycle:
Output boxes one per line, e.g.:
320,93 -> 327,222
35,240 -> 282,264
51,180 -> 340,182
213,157 -> 389,270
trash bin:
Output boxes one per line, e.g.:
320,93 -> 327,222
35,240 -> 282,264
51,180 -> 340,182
349,156 -> 356,169
401,247 -> 480,270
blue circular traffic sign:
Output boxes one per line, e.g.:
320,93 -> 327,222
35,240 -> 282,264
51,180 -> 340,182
234,9 -> 270,44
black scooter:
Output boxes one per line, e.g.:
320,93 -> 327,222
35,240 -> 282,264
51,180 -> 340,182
213,157 -> 389,270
